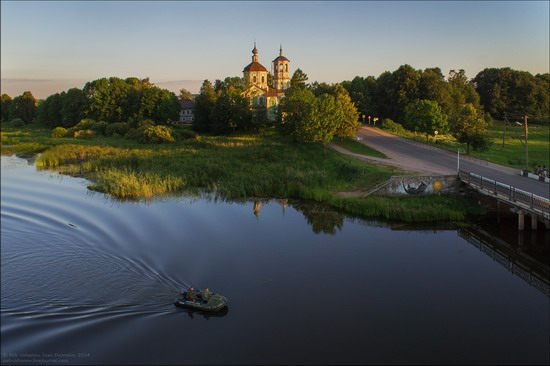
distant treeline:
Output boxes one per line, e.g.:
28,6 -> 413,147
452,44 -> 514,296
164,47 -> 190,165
341,66 -> 549,123
1,66 -> 548,130
0,77 -> 180,127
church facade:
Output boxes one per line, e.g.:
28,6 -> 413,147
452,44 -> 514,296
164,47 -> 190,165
242,43 -> 291,120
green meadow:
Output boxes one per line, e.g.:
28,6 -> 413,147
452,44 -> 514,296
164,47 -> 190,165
1,122 -> 484,222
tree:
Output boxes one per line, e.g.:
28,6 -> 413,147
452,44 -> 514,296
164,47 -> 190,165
138,86 -> 180,124
8,91 -> 38,123
84,77 -> 133,122
418,68 -> 453,116
333,85 -> 360,140
37,92 -> 65,126
305,94 -> 340,153
278,86 -> 317,136
1,94 -> 12,122
404,100 -> 448,142
193,80 -> 217,132
451,103 -> 491,154
473,67 -> 548,118
290,68 -> 309,89
310,81 -> 335,97
210,92 -> 251,134
61,88 -> 89,127
341,76 -> 378,116
179,88 -> 193,101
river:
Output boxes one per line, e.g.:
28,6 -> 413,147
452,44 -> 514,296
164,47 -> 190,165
1,155 -> 548,365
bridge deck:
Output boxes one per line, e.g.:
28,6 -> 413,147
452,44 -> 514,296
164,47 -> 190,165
458,170 -> 550,221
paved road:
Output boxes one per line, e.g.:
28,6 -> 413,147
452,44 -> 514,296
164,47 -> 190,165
351,126 -> 549,199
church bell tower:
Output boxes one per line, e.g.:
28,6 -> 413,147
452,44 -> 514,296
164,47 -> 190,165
272,45 -> 290,91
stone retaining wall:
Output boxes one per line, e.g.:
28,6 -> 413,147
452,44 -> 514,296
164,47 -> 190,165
376,175 -> 460,196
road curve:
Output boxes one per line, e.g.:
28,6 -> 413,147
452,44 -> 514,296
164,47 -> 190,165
352,126 -> 549,199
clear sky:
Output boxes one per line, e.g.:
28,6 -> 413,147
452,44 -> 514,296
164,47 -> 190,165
1,1 -> 548,99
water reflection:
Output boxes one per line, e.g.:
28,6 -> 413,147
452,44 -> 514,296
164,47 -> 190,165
176,306 -> 230,320
458,227 -> 549,296
2,155 -> 549,365
289,200 -> 345,235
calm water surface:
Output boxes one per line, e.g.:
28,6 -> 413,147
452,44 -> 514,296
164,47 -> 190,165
1,155 -> 548,365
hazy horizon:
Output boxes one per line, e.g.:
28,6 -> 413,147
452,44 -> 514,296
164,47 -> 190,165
2,1 -> 548,99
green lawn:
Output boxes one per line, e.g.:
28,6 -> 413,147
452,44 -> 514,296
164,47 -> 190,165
332,137 -> 387,158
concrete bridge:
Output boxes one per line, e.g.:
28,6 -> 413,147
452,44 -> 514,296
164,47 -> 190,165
458,170 -> 550,230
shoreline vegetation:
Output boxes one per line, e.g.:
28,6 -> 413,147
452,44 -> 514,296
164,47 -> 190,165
1,122 -> 484,223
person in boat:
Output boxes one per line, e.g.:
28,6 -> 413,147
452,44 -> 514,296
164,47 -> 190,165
187,287 -> 197,301
202,288 -> 211,303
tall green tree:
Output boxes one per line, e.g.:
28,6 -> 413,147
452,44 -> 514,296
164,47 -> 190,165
333,85 -> 360,140
278,86 -> 317,136
61,88 -> 89,127
404,100 -> 448,142
473,67 -> 549,118
302,94 -> 340,153
138,86 -> 180,124
193,80 -> 217,132
210,92 -> 252,134
290,68 -> 309,89
37,92 -> 65,126
8,91 -> 38,123
84,77 -> 133,122
451,103 -> 491,154
418,68 -> 453,116
1,94 -> 13,122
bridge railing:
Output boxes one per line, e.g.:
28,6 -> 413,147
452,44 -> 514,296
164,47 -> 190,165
458,170 -> 550,215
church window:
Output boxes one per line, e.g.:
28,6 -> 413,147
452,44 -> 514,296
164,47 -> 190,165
253,76 -> 257,83
285,64 -> 288,72
279,64 -> 283,71
262,76 -> 265,83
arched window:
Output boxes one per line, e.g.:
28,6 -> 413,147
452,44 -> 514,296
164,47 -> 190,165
262,76 -> 265,83
279,64 -> 283,71
253,76 -> 257,83
285,64 -> 288,72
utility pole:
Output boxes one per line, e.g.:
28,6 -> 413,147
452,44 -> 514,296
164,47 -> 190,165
523,115 -> 529,173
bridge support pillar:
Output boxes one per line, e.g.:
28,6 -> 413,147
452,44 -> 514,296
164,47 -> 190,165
518,211 -> 525,231
531,215 -> 538,230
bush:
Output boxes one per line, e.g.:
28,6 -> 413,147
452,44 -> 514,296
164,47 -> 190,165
125,128 -> 145,141
381,118 -> 408,135
74,129 -> 96,139
141,125 -> 175,144
105,122 -> 130,137
74,118 -> 97,130
175,128 -> 198,141
52,127 -> 68,138
138,119 -> 156,129
90,121 -> 109,136
10,118 -> 25,128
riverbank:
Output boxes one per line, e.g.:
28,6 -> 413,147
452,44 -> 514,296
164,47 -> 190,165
1,122 -> 484,222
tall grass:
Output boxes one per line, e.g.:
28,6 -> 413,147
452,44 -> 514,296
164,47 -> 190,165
2,122 -> 485,222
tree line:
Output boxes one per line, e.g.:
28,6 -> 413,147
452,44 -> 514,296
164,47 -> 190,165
342,66 -> 549,123
1,77 -> 181,127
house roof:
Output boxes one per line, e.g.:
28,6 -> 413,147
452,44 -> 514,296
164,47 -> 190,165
243,62 -> 268,72
180,100 -> 194,109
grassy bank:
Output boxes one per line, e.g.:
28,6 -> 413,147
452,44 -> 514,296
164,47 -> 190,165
1,122 -> 484,222
379,119 -> 550,170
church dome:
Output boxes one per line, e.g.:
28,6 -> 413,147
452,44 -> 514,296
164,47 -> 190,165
243,62 -> 268,72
